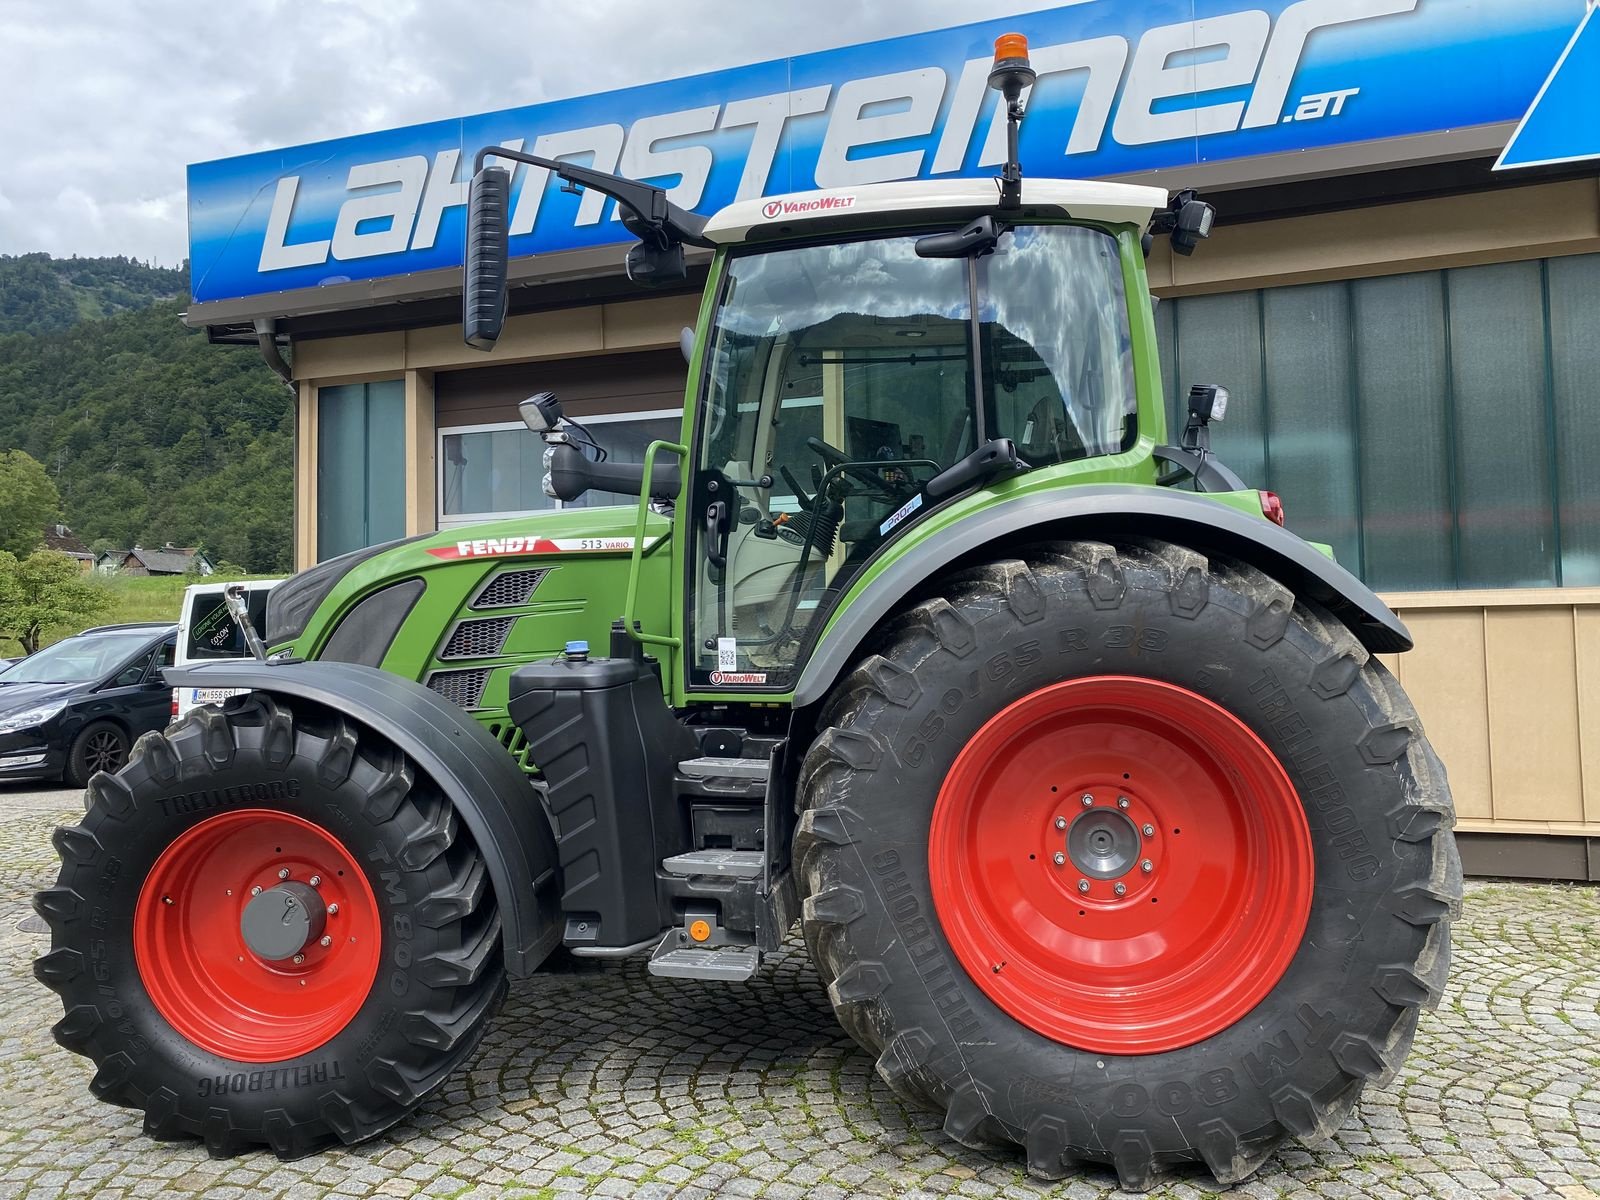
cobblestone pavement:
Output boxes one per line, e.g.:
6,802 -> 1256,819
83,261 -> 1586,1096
1,780 -> 1597,1200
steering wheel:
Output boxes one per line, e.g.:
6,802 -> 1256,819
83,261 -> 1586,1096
806,437 -> 915,501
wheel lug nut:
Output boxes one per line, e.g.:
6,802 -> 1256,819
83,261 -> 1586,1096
1054,816 -> 1067,831
277,868 -> 290,880
1142,824 -> 1156,838
1117,796 -> 1130,809
292,953 -> 305,964
327,903 -> 339,916
319,935 -> 332,948
308,875 -> 321,887
1052,851 -> 1067,866
1081,794 -> 1094,807
1114,882 -> 1127,896
250,885 -> 262,896
1141,859 -> 1154,873
1077,879 -> 1090,894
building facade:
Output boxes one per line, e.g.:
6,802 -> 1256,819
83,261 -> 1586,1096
184,0 -> 1600,876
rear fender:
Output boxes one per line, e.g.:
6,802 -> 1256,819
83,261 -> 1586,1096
793,484 -> 1411,708
165,659 -> 562,977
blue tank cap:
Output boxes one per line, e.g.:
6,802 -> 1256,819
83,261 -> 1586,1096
564,640 -> 590,659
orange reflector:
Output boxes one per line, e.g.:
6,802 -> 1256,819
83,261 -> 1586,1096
993,32 -> 1030,65
689,919 -> 712,942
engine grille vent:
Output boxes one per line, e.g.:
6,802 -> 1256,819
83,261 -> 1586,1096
425,668 -> 491,711
472,568 -> 551,609
441,616 -> 516,660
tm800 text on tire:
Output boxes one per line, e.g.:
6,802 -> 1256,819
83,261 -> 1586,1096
795,539 -> 1460,1191
34,694 -> 505,1158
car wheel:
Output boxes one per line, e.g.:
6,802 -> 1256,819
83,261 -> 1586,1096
65,721 -> 130,787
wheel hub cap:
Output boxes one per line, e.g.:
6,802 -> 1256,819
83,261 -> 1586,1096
1066,806 -> 1141,880
239,881 -> 327,961
928,676 -> 1315,1055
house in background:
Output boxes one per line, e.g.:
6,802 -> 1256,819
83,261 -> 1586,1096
95,544 -> 215,577
41,525 -> 96,573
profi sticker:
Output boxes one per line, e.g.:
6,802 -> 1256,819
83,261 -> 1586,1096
761,194 -> 857,220
717,637 -> 738,672
710,671 -> 768,686
879,492 -> 924,536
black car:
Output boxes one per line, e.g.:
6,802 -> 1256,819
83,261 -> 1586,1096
0,623 -> 176,786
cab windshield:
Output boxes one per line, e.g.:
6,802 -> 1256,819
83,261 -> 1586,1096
688,223 -> 1136,691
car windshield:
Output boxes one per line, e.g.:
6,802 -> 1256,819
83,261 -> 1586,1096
0,632 -> 156,684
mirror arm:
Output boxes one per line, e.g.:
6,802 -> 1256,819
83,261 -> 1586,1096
473,147 -> 712,249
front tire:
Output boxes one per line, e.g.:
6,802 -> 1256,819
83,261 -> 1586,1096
796,540 -> 1460,1191
34,695 -> 505,1158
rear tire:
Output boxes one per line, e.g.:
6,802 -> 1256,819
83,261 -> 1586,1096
795,540 -> 1460,1191
34,694 -> 505,1158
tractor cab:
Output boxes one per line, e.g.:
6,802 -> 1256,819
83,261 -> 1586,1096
677,181 -> 1161,691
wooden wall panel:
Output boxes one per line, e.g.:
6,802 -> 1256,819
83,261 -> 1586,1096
1483,608 -> 1584,824
1577,607 -> 1599,824
1395,610 -> 1492,821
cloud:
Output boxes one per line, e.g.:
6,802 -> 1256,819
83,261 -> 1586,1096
0,0 -> 1075,264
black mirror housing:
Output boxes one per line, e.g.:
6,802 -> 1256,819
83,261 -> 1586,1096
625,240 -> 687,287
544,440 -> 681,503
463,165 -> 512,350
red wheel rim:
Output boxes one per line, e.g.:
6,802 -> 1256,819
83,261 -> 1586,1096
928,676 -> 1313,1055
134,809 -> 381,1062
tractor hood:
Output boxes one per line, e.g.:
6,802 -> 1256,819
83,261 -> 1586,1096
267,505 -> 668,681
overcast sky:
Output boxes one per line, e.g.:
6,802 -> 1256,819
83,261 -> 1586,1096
0,0 -> 1077,266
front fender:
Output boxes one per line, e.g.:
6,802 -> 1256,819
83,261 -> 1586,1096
794,484 -> 1411,707
165,659 -> 562,977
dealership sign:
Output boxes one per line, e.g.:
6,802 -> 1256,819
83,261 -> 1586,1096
187,0 -> 1587,307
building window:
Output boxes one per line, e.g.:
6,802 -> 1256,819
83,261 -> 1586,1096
317,380 -> 406,561
438,410 -> 683,529
1156,253 -> 1600,591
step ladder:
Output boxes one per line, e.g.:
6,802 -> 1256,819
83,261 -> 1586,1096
647,847 -> 767,981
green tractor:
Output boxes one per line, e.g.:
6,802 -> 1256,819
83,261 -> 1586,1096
35,38 -> 1458,1191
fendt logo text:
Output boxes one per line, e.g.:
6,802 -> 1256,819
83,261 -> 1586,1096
256,0 -> 1416,273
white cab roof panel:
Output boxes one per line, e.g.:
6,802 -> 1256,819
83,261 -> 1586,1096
703,178 -> 1169,245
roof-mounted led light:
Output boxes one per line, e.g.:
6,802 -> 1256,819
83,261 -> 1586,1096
988,34 -> 1036,209
989,33 -> 1036,97
993,32 -> 1031,69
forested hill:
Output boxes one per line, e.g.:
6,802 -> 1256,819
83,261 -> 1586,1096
0,258 -> 293,572
0,254 -> 189,336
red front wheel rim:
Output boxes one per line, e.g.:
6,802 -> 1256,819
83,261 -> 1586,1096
928,676 -> 1314,1055
134,809 -> 382,1062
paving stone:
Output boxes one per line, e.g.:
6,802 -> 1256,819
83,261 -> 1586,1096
1,787 -> 1597,1198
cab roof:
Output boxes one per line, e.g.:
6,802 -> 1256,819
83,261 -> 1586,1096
702,178 -> 1169,246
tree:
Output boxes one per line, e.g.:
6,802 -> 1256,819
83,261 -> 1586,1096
0,550 -> 113,654
0,450 -> 61,557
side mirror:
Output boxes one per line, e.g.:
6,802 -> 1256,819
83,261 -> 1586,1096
519,391 -> 565,434
463,165 -> 512,351
679,327 -> 695,365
